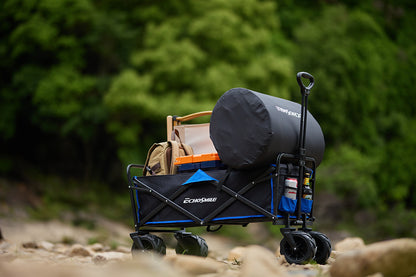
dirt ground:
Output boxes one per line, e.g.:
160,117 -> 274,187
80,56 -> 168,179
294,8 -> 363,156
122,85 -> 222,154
3,214 -> 416,277
0,214 -> 338,277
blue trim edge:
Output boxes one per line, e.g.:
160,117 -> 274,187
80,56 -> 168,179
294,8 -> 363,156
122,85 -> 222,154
146,219 -> 194,225
144,214 -> 291,225
135,190 -> 141,222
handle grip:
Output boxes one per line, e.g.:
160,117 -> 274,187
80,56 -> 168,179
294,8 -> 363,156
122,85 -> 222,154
174,111 -> 212,123
296,72 -> 315,95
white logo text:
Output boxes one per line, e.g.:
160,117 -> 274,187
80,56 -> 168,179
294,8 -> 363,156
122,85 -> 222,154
183,197 -> 218,204
275,105 -> 301,118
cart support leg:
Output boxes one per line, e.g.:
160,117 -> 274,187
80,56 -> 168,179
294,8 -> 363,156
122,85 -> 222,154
299,214 -> 312,232
280,213 -> 297,249
280,227 -> 297,250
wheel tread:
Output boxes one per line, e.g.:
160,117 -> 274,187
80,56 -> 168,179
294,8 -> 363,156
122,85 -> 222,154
309,231 -> 332,264
280,231 -> 317,264
131,234 -> 166,256
175,234 -> 208,257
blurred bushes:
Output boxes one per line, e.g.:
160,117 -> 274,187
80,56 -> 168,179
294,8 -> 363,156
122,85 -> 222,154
1,0 -> 415,238
104,0 -> 294,165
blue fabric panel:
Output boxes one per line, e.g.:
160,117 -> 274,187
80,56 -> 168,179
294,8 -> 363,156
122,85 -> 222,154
278,196 -> 297,214
181,169 -> 219,185
301,198 -> 313,213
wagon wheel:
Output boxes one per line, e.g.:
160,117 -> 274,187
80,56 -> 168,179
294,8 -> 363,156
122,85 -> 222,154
280,231 -> 317,264
131,234 -> 166,256
309,231 -> 332,264
174,233 -> 208,257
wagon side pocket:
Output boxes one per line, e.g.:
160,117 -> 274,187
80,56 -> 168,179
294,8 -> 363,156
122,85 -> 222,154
301,198 -> 313,214
278,196 -> 297,214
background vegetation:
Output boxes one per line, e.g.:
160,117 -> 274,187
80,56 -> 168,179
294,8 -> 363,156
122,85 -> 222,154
1,0 -> 415,240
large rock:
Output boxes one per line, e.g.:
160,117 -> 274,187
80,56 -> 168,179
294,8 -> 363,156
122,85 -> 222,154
88,243 -> 104,252
92,251 -> 130,264
330,238 -> 416,277
334,237 -> 365,252
115,245 -> 130,253
105,258 -> 186,277
240,245 -> 289,277
38,241 -> 54,251
228,246 -> 246,263
68,243 -> 93,257
164,254 -> 227,275
0,251 -> 16,262
22,241 -> 38,249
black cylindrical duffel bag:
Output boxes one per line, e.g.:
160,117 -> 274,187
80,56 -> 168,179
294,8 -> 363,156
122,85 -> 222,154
209,88 -> 325,169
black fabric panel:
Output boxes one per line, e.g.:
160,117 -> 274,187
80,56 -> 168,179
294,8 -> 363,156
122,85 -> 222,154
134,168 -> 274,226
215,168 -> 272,219
208,89 -> 272,167
210,88 -> 325,169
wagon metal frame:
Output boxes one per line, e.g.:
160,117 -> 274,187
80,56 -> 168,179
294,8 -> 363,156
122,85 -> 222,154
126,72 -> 332,264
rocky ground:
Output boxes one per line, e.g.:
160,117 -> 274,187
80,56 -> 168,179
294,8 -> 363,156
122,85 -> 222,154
1,218 -> 416,277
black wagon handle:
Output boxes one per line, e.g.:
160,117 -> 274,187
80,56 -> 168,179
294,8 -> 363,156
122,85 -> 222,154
296,72 -> 315,95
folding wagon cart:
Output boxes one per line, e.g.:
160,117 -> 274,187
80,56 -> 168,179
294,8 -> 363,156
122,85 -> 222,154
126,72 -> 332,264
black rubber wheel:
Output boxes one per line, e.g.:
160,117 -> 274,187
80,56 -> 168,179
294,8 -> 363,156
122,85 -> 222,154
131,234 -> 166,255
309,231 -> 332,264
174,233 -> 208,257
280,231 -> 317,264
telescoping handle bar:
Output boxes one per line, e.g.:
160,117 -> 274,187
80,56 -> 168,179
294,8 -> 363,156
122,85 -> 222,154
296,72 -> 315,96
296,71 -> 314,219
296,71 -> 315,154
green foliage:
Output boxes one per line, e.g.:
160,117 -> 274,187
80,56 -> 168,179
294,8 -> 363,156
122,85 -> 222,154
130,0 -> 293,100
318,145 -> 380,208
0,0 -> 136,181
286,4 -> 416,237
376,118 -> 416,207
291,6 -> 398,151
104,0 -> 294,165
33,65 -> 103,140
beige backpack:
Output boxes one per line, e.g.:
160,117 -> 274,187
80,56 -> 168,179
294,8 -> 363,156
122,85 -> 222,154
143,141 -> 193,176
